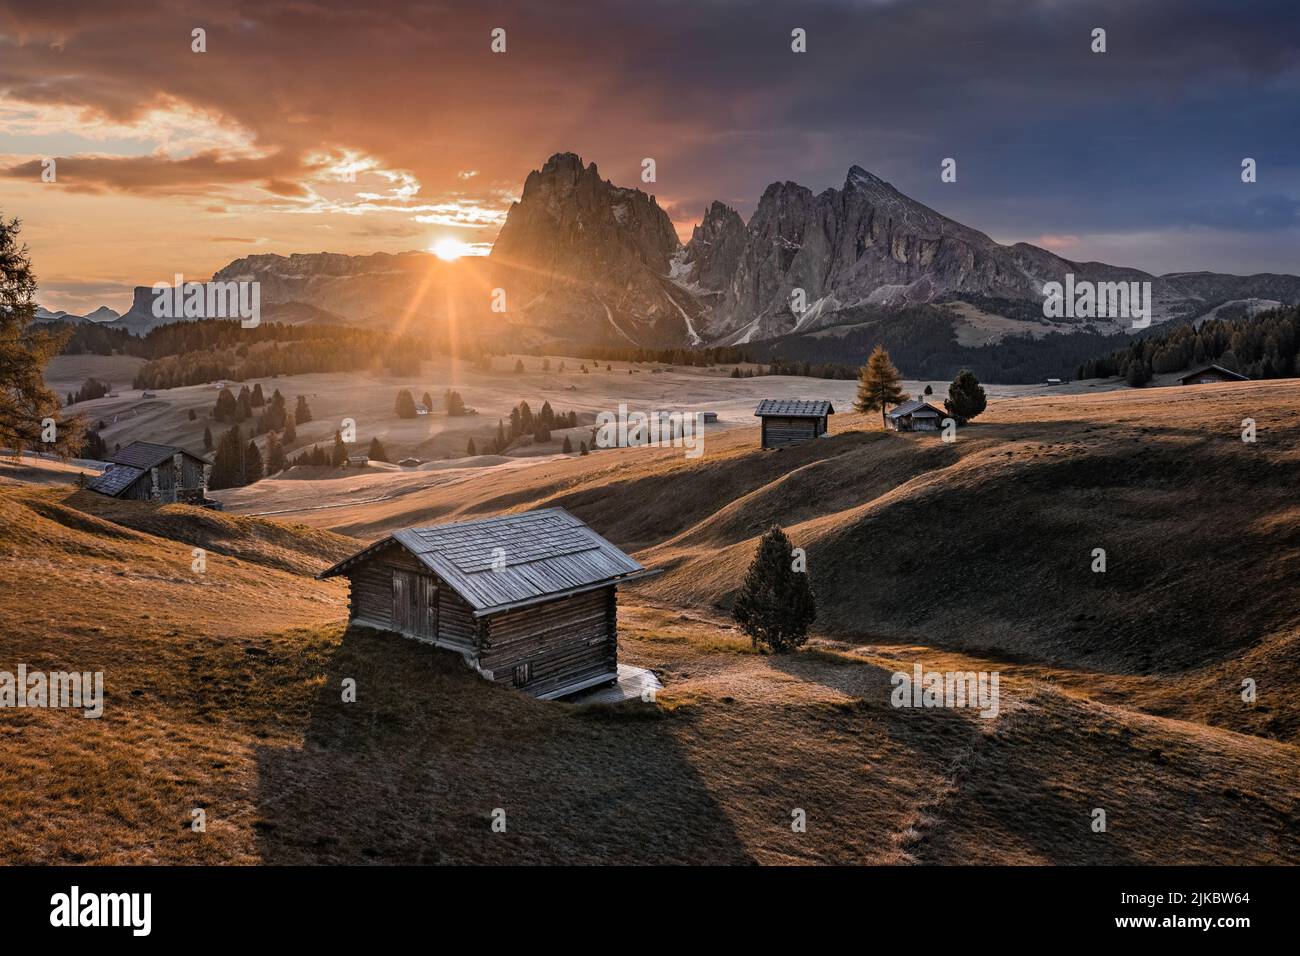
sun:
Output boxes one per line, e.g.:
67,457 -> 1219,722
430,236 -> 472,261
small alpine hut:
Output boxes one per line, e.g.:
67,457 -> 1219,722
318,508 -> 655,699
87,441 -> 214,504
885,399 -> 947,432
754,399 -> 834,449
1179,364 -> 1249,386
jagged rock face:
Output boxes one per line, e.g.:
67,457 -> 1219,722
490,152 -> 702,347
689,167 -> 1057,343
99,153 -> 1300,345
685,166 -> 1280,344
679,201 -> 747,298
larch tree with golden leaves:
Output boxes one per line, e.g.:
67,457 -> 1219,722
854,344 -> 907,429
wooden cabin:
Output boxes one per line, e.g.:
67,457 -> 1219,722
754,399 -> 834,449
1179,364 -> 1249,385
87,441 -> 214,504
885,399 -> 947,432
318,508 -> 655,700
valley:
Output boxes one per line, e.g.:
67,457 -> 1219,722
3,379 -> 1297,864
48,351 -> 1111,470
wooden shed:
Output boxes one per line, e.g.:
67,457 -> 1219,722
885,399 -> 947,432
1179,364 -> 1249,385
317,508 -> 656,700
86,441 -> 214,504
754,399 -> 834,449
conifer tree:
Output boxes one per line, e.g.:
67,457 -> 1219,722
243,439 -> 264,483
368,436 -> 388,462
395,389 -> 418,419
731,526 -> 816,653
331,430 -> 347,467
944,369 -> 987,422
80,429 -> 107,460
855,345 -> 906,428
209,425 -> 245,490
266,431 -> 286,474
294,395 -> 312,425
213,386 -> 237,422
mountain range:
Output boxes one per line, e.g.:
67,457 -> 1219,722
33,305 -> 120,326
50,152 -> 1300,350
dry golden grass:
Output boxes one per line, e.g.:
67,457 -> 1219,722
228,380 -> 1300,743
2,380 -> 1298,863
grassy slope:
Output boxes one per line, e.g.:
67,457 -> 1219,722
2,380 -> 1298,864
263,380 -> 1299,743
0,485 -> 353,863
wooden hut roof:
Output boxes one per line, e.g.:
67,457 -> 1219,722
318,507 -> 653,616
87,464 -> 146,496
886,400 -> 944,419
108,441 -> 208,470
1178,364 -> 1249,383
753,399 -> 834,418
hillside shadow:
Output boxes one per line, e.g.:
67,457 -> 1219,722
767,649 -> 1141,864
253,624 -> 753,864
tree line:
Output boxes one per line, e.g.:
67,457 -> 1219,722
1076,305 -> 1300,385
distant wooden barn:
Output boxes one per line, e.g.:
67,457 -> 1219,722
318,508 -> 655,699
885,400 -> 947,432
754,399 -> 834,449
1179,364 -> 1249,385
87,441 -> 214,505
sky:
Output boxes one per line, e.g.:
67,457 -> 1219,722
2,0 -> 1298,314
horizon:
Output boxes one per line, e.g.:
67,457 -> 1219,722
2,0 -> 1299,314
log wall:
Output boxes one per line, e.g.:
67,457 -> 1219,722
479,587 -> 617,698
761,416 -> 820,449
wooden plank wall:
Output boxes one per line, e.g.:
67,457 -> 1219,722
480,587 -> 616,697
344,548 -> 619,697
762,416 -> 819,448
347,549 -> 480,653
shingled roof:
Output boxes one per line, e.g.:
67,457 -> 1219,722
887,400 -> 945,419
86,464 -> 146,496
318,508 -> 654,616
753,399 -> 834,418
108,441 -> 207,470
1179,364 -> 1249,382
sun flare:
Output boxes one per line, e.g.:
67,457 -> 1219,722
430,237 -> 473,261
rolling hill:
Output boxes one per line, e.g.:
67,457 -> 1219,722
2,380 -> 1297,864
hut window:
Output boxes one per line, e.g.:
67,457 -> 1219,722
513,663 -> 531,686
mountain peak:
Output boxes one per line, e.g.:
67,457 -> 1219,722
488,152 -> 690,347
844,165 -> 886,191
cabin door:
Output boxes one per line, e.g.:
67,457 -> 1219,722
392,570 -> 438,639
